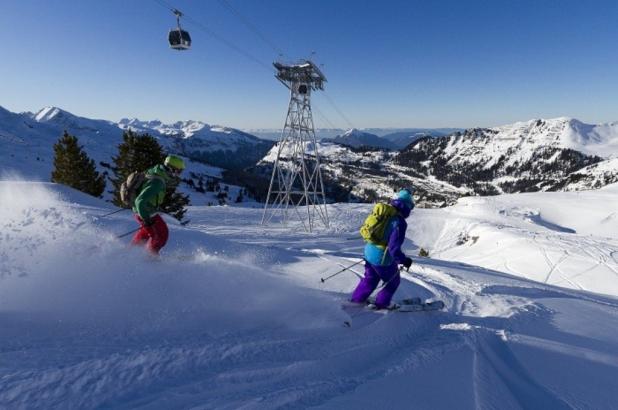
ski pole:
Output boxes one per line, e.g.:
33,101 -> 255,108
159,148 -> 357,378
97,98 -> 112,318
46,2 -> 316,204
116,227 -> 141,239
320,259 -> 364,283
378,264 -> 409,289
99,208 -> 128,218
116,217 -> 189,239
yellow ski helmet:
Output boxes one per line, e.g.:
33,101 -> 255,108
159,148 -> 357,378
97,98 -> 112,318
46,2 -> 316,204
164,155 -> 185,171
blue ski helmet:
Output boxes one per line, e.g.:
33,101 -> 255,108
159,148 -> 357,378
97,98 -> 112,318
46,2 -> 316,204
395,188 -> 414,210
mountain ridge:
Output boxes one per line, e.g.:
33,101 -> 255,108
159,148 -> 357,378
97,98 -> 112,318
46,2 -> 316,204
1,104 -> 617,207
255,117 -> 618,206
324,128 -> 396,150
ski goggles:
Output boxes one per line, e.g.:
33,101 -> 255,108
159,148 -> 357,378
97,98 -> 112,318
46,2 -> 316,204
166,165 -> 183,177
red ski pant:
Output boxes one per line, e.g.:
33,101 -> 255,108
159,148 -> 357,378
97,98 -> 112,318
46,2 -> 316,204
131,214 -> 169,254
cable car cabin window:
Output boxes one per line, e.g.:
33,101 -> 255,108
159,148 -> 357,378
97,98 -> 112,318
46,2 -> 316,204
169,30 -> 191,49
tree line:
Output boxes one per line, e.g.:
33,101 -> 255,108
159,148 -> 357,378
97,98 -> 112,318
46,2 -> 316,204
51,129 -> 189,220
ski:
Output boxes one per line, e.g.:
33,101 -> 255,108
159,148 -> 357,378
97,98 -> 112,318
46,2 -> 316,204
341,298 -> 445,327
395,300 -> 445,312
399,297 -> 422,305
378,299 -> 445,312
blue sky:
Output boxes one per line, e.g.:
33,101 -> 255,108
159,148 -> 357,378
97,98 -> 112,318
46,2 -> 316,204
1,0 -> 617,129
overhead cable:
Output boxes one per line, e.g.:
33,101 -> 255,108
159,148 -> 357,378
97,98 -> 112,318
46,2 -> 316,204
152,0 -> 273,73
313,104 -> 340,131
217,0 -> 287,58
152,0 -> 356,129
323,91 -> 355,130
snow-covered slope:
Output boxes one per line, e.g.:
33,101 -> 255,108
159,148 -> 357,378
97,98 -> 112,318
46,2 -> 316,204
414,183 -> 618,296
0,106 -> 121,180
556,157 -> 618,191
451,117 -> 618,166
1,181 -> 617,408
562,118 -> 618,158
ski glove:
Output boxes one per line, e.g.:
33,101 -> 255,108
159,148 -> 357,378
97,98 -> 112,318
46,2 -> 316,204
403,257 -> 413,270
143,218 -> 155,227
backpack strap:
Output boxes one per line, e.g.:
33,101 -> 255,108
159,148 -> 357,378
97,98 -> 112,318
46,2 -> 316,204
380,216 -> 399,264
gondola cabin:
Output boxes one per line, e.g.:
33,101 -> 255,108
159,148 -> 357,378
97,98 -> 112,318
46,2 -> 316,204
168,9 -> 191,51
169,28 -> 191,50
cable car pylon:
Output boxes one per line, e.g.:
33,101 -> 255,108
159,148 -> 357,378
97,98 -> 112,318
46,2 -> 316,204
261,59 -> 330,232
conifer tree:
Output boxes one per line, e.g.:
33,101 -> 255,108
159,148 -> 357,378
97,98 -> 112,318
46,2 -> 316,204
111,129 -> 190,220
110,130 -> 164,205
51,131 -> 105,197
162,181 -> 190,221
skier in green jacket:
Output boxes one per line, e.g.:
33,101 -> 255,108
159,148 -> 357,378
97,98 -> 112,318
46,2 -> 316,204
131,155 -> 185,254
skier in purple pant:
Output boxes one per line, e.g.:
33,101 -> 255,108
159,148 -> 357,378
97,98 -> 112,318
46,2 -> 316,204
351,189 -> 414,309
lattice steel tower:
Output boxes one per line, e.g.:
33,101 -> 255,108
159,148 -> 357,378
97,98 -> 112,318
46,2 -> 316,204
261,60 -> 330,232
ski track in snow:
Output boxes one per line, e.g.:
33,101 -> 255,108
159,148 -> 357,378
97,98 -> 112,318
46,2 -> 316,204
1,183 -> 618,409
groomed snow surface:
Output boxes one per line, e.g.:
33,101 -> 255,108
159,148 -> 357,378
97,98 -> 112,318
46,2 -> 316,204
1,181 -> 618,409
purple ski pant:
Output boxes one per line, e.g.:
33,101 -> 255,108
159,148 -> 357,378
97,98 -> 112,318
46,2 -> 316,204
351,262 -> 400,308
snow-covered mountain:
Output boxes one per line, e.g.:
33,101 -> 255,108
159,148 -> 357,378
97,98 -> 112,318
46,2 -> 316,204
247,127 -> 459,144
31,106 -> 123,139
0,106 -> 122,180
396,117 -> 618,194
0,104 -> 273,178
255,117 -> 618,206
556,157 -> 618,191
118,118 -> 274,170
247,128 -> 345,141
2,105 -> 618,208
256,140 -> 468,206
381,129 -> 456,149
118,118 -> 265,147
324,128 -> 396,150
366,127 -> 461,138
1,180 -> 617,408
0,105 -> 262,205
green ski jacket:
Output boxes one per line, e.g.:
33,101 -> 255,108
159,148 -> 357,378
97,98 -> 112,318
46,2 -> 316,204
133,165 -> 171,221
